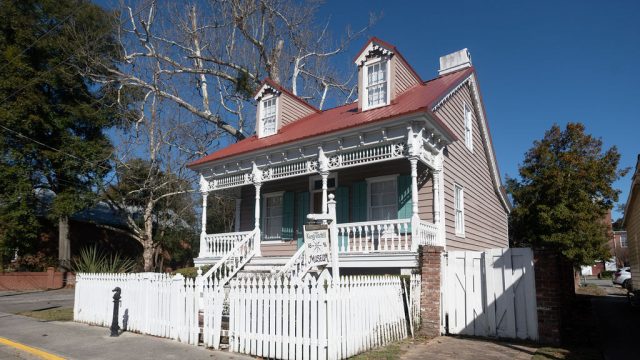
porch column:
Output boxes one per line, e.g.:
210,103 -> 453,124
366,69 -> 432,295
432,163 -> 445,247
234,198 -> 242,232
409,157 -> 420,218
318,147 -> 330,214
252,163 -> 263,256
199,191 -> 208,257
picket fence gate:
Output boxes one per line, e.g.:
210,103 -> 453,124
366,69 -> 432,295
221,270 -> 417,360
74,272 -> 200,345
442,248 -> 538,340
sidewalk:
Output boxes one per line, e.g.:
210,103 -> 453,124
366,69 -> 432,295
401,336 -> 537,360
0,312 -> 251,360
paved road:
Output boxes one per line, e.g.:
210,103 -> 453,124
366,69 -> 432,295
0,312 -> 252,360
591,294 -> 640,360
0,289 -> 74,314
0,289 -> 253,360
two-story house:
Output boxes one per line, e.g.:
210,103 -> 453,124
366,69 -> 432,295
188,38 -> 510,277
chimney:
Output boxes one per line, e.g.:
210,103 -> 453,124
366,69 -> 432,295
438,49 -> 472,76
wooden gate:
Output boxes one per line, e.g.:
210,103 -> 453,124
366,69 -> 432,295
442,248 -> 538,340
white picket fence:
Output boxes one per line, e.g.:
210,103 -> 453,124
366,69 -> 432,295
73,272 -> 200,345
74,270 -> 419,358
225,270 -> 409,360
408,274 -> 421,334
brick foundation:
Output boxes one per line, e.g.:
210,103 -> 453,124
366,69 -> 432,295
419,245 -> 444,338
534,250 -> 574,345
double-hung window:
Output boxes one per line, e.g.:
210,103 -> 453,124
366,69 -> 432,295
263,193 -> 283,240
454,184 -> 465,236
260,97 -> 277,137
464,102 -> 473,151
368,176 -> 397,221
621,234 -> 628,248
365,60 -> 388,109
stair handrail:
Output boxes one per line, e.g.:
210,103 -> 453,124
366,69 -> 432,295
201,228 -> 257,287
277,244 -> 309,278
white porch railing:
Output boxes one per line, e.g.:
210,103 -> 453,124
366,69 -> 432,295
277,245 -> 309,278
200,219 -> 439,260
415,220 -> 440,247
202,228 -> 257,286
201,231 -> 251,257
337,219 -> 413,253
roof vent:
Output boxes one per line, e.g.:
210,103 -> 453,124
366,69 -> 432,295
439,49 -> 472,75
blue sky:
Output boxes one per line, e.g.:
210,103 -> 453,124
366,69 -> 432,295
95,0 -> 638,219
315,0 -> 639,219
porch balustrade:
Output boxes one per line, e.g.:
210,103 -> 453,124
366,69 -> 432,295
415,220 -> 439,247
336,218 -> 414,253
201,231 -> 251,258
200,218 -> 440,259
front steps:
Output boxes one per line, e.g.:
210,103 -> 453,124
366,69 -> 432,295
236,256 -> 290,277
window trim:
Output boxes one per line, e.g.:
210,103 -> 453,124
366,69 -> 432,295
262,191 -> 284,241
362,58 -> 391,111
454,183 -> 465,237
366,174 -> 398,221
258,95 -> 278,138
464,102 -> 473,152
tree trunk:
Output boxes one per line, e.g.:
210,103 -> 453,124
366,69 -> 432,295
142,203 -> 156,271
58,216 -> 71,270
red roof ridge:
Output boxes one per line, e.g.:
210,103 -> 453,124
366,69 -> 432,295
254,77 -> 320,113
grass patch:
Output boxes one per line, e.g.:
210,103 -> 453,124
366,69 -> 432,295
533,346 -> 601,360
576,284 -> 607,296
18,307 -> 73,321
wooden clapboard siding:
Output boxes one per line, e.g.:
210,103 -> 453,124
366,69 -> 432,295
278,93 -> 316,127
435,84 -> 508,251
237,158 -> 435,232
392,57 -> 420,99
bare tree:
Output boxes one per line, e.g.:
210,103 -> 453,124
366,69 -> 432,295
83,0 -> 373,142
72,0 -> 373,271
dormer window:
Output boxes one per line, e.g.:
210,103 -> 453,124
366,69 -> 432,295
260,96 -> 277,137
364,59 -> 389,110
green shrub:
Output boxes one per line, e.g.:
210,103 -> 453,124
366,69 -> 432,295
599,270 -> 614,279
72,246 -> 136,273
173,265 -> 212,278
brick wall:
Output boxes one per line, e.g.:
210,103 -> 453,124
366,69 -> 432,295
0,267 -> 75,291
534,250 -> 575,345
419,245 -> 444,338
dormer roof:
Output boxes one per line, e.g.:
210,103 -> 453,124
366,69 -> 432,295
353,37 -> 422,82
253,78 -> 319,113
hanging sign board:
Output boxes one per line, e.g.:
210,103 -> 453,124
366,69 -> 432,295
303,224 -> 330,267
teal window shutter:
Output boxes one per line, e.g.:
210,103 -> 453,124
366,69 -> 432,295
295,192 -> 309,248
352,181 -> 367,222
336,186 -> 350,250
336,187 -> 350,223
282,192 -> 295,240
397,175 -> 412,232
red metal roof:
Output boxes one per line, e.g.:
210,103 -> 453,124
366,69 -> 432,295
188,67 -> 473,168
